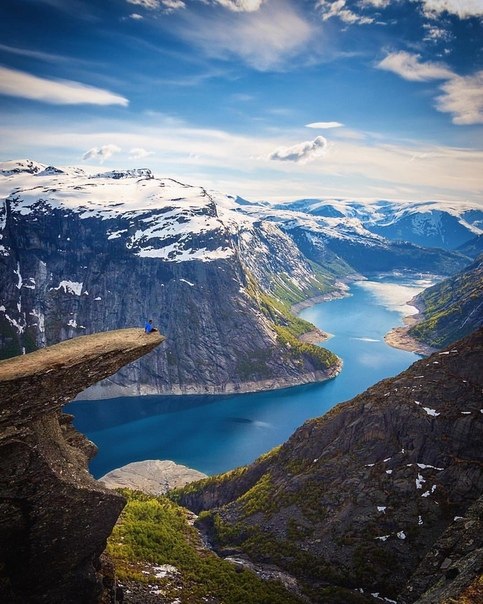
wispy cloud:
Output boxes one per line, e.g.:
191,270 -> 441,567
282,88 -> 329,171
306,121 -> 343,129
376,52 -> 483,125
129,147 -> 155,159
127,0 -> 160,8
214,0 -> 265,11
126,0 -> 185,9
377,51 -> 453,81
360,0 -> 391,7
436,71 -> 483,125
269,136 -> 328,163
175,1 -> 315,71
316,0 -> 374,25
0,66 -> 128,106
418,0 -> 483,19
2,116 -> 482,201
82,145 -> 122,162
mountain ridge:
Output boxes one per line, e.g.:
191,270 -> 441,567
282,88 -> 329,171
0,159 -> 475,396
174,328 -> 483,603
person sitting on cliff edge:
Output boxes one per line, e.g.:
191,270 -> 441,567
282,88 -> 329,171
144,319 -> 158,333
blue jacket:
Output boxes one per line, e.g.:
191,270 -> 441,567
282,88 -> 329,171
144,321 -> 153,333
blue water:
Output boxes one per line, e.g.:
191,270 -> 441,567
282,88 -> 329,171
69,277 -> 428,478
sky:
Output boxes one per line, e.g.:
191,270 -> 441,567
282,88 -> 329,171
0,0 -> 482,202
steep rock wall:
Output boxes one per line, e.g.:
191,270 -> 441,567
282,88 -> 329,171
175,329 -> 483,603
0,329 -> 163,603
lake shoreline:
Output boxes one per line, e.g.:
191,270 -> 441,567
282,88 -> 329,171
73,275 -> 425,478
384,299 -> 438,357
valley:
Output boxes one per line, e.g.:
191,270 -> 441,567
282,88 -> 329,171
70,274 -> 434,478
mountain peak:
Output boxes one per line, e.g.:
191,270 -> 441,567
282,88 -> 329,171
0,159 -> 47,176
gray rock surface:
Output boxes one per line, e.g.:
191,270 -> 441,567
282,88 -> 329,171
0,329 -> 163,604
99,460 -> 207,495
177,328 -> 483,603
401,495 -> 483,603
0,168 -> 339,396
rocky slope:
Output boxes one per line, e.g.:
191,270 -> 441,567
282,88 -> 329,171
400,495 -> 482,604
0,160 -> 340,396
175,329 -> 483,604
1,161 -> 475,397
407,255 -> 483,349
0,328 -> 163,604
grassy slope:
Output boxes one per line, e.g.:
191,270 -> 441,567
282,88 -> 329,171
245,275 -> 339,371
408,256 -> 483,348
107,489 -> 304,604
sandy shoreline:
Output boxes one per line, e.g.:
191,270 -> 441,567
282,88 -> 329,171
384,312 -> 438,357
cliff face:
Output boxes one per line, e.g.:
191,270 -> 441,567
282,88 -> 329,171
0,329 -> 163,604
175,329 -> 483,603
0,163 -> 339,396
408,254 -> 483,349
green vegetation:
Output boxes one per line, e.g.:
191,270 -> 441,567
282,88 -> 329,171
108,489 -> 304,604
408,257 -> 483,347
271,271 -> 331,307
239,472 -> 278,517
244,274 -> 339,370
274,325 -> 339,370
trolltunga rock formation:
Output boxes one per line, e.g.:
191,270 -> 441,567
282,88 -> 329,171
0,329 -> 164,604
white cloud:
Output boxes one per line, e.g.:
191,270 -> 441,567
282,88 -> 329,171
377,51 -> 454,81
269,136 -> 328,163
162,0 -> 186,8
126,0 -> 185,8
306,121 -> 344,129
214,0 -> 265,11
129,147 -> 155,159
126,0 -> 160,8
0,66 -> 128,106
2,117 -> 482,202
129,13 -> 144,19
316,0 -> 374,24
436,71 -> 483,125
376,52 -> 483,125
176,1 -> 314,71
418,0 -> 483,19
360,0 -> 391,7
82,145 -> 122,162
422,23 -> 452,43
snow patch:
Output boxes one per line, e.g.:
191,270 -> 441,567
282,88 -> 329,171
51,280 -> 83,296
416,463 -> 444,470
14,263 -> 22,289
152,564 -> 179,578
375,535 -> 390,541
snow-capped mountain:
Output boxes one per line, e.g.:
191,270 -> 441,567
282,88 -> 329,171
273,197 -> 482,251
0,160 -> 476,395
0,161 -> 339,395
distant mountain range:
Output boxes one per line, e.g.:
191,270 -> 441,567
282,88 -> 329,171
0,159 -> 480,395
